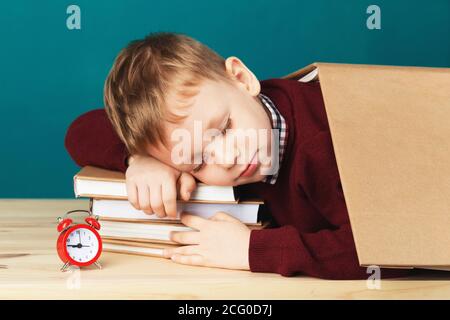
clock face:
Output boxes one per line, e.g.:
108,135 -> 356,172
65,227 -> 100,264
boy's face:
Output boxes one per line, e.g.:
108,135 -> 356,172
146,57 -> 278,186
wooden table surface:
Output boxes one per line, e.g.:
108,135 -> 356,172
1,199 -> 450,300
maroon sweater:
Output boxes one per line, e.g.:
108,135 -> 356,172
65,78 -> 411,280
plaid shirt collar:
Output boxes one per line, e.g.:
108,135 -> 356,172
258,93 -> 288,184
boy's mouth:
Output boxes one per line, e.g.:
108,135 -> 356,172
238,150 -> 259,178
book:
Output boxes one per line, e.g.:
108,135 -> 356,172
72,166 -> 268,255
99,220 -> 269,245
90,198 -> 262,225
102,239 -> 179,258
298,67 -> 318,83
74,166 -> 237,203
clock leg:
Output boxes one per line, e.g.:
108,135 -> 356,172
60,261 -> 71,272
94,261 -> 102,270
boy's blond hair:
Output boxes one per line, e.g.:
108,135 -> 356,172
104,32 -> 230,155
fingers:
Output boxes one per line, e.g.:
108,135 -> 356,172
150,185 -> 166,218
163,245 -> 201,258
209,211 -> 240,223
170,231 -> 201,244
180,213 -> 207,230
137,184 -> 153,215
126,181 -> 140,210
171,254 -> 205,266
129,182 -> 178,218
162,181 -> 177,218
125,156 -> 181,218
178,172 -> 197,201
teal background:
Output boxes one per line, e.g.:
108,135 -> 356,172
1,0 -> 449,198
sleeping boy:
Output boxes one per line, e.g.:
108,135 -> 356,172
65,32 -> 410,279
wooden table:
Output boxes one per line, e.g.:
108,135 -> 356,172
1,199 -> 450,299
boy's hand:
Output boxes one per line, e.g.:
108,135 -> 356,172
163,212 -> 251,270
125,155 -> 196,218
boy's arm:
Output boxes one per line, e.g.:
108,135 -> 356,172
249,201 -> 411,280
64,108 -> 196,218
64,109 -> 130,173
248,131 -> 411,280
249,222 -> 369,279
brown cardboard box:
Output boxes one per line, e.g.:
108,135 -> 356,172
285,63 -> 450,270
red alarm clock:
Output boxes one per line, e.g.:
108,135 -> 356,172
56,209 -> 102,272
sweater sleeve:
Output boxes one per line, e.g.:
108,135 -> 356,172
64,109 -> 129,173
248,130 -> 411,279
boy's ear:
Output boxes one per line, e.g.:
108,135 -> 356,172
225,57 -> 261,97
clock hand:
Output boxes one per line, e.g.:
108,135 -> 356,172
67,243 -> 90,248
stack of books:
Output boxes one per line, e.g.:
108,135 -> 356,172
72,166 -> 267,258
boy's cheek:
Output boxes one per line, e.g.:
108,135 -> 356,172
194,169 -> 236,186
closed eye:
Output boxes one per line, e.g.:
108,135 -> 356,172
221,117 -> 231,135
193,116 -> 231,173
192,162 -> 204,173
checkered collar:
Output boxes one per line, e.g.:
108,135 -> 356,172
258,93 -> 288,184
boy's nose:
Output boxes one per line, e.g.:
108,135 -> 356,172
208,138 -> 240,169
220,147 -> 240,169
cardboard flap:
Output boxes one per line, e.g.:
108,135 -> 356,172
293,63 -> 450,267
